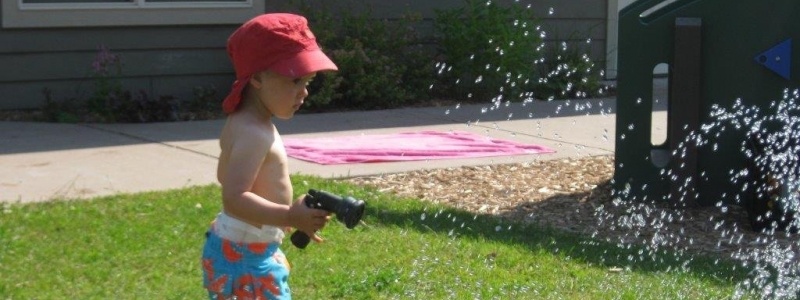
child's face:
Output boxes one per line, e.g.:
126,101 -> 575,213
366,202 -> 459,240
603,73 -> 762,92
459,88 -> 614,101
252,71 -> 316,119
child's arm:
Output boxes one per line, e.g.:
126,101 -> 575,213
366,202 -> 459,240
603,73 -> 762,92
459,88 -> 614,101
220,124 -> 328,235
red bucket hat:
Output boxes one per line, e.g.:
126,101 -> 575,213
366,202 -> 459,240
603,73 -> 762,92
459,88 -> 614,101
222,13 -> 338,114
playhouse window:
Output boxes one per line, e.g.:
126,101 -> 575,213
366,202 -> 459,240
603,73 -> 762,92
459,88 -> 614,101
3,0 -> 262,28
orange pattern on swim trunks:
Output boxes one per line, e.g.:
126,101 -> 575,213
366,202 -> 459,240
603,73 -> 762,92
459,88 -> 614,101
203,258 -> 215,281
222,239 -> 242,262
258,275 -> 281,296
204,258 -> 229,295
233,274 -> 281,299
207,274 -> 229,295
248,242 -> 268,254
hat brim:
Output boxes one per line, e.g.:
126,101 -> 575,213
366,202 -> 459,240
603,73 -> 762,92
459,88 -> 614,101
269,49 -> 338,78
222,49 -> 338,114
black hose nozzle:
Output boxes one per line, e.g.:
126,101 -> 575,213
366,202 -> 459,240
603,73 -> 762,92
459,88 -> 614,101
290,189 -> 366,249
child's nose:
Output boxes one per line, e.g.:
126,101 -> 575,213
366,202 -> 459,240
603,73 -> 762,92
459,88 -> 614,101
299,87 -> 309,98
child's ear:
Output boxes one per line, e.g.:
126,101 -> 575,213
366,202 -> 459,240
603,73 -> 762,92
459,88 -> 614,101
248,74 -> 263,89
248,71 -> 269,89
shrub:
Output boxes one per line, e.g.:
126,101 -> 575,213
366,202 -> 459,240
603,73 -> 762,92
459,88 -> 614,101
433,0 -> 545,103
107,90 -> 179,123
37,4 -> 608,123
40,46 -> 185,123
182,84 -> 224,120
298,1 -> 436,111
534,41 -> 607,100
303,72 -> 342,112
41,88 -> 80,123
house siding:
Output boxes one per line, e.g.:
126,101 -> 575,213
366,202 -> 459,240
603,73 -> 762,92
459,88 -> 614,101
0,0 -> 607,110
0,22 -> 238,110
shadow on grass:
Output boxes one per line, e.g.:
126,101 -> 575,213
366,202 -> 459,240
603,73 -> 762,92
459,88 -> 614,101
321,179 -> 753,288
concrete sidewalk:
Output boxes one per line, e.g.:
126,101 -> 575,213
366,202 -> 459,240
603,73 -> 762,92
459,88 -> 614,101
0,91 -> 668,203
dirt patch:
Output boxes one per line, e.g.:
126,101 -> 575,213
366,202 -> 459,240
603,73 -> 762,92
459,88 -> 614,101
347,155 -> 798,260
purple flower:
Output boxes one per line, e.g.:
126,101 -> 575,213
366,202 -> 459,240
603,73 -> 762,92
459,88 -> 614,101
92,44 -> 120,75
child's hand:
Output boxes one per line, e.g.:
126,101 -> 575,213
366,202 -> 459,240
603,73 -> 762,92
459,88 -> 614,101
288,195 -> 331,243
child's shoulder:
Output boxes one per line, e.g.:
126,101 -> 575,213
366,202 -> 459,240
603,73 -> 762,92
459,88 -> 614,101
224,112 -> 275,141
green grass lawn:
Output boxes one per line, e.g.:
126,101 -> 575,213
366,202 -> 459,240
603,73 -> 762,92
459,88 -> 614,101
0,176 -> 754,299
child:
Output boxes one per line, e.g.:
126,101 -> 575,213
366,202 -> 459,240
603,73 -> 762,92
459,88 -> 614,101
202,13 -> 337,300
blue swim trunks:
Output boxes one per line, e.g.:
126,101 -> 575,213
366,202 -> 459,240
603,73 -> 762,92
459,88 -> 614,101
202,224 -> 291,300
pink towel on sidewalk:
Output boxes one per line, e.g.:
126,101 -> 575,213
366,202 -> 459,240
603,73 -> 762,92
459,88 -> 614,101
283,130 -> 555,165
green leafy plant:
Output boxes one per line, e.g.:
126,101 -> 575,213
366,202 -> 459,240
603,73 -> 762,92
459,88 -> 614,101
108,90 -> 179,123
185,84 -> 218,113
433,0 -> 545,103
182,84 -> 224,120
303,72 -> 342,112
327,40 -> 414,109
533,41 -> 607,101
86,44 -> 124,119
34,4 -> 610,123
41,88 -> 80,123
298,1 -> 436,111
40,45 -> 183,123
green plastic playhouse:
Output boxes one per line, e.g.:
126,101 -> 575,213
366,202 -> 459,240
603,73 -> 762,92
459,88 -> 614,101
613,0 -> 800,216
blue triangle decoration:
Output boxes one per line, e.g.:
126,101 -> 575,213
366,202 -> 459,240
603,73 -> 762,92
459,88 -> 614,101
755,39 -> 792,80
